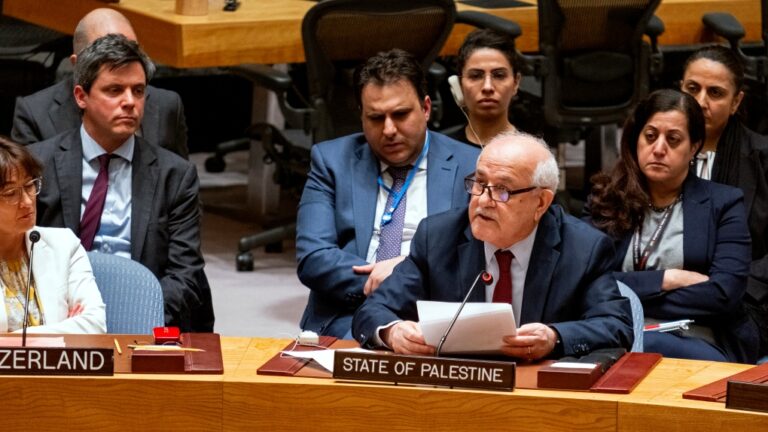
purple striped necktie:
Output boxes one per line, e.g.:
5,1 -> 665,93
80,153 -> 114,251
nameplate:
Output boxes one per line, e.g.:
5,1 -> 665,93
333,351 -> 514,391
0,347 -> 114,376
726,380 -> 768,413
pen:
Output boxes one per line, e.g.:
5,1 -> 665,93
644,319 -> 694,332
113,338 -> 122,355
127,345 -> 205,352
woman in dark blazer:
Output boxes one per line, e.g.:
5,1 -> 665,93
680,45 -> 768,359
586,89 -> 757,363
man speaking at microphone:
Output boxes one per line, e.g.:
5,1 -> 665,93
353,132 -> 633,359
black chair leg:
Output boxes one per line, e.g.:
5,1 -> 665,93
236,222 -> 297,271
205,138 -> 250,173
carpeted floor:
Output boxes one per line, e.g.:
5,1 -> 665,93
194,151 -> 307,338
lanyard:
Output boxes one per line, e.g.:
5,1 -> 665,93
632,195 -> 681,271
377,133 -> 430,227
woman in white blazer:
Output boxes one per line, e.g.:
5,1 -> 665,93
0,136 -> 105,334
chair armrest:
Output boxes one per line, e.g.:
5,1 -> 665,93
456,10 -> 521,39
702,12 -> 746,47
645,15 -> 665,40
228,63 -> 293,92
644,15 -> 665,80
429,62 -> 447,84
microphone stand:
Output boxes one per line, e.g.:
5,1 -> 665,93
21,231 -> 41,347
435,271 -> 492,357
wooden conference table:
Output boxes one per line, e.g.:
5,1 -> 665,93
2,0 -> 763,69
1,336 -> 766,431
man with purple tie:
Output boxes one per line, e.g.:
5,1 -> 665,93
28,34 -> 213,332
297,49 -> 479,338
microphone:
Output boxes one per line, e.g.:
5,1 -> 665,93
435,270 -> 494,357
21,230 -> 41,348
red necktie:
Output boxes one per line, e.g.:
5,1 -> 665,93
80,154 -> 113,251
493,250 -> 514,303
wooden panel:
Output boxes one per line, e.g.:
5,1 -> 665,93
0,378 -> 222,431
224,381 -> 617,432
3,0 -> 762,68
619,402 -> 768,432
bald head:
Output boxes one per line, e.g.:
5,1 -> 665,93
73,8 -> 137,56
481,131 -> 559,191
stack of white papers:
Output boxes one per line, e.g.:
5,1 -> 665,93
417,301 -> 516,355
281,348 -> 373,373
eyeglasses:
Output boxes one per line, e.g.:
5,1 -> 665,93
0,178 -> 42,205
464,176 -> 536,203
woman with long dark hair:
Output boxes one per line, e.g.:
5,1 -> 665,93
586,89 -> 757,363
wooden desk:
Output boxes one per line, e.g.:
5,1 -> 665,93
224,338 -> 768,432
3,0 -> 762,68
1,336 -> 766,431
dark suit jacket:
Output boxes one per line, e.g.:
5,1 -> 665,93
730,124 -> 768,304
609,175 -> 757,363
352,205 -> 634,356
12,78 -> 189,158
730,123 -> 768,358
296,131 -> 480,337
28,129 -> 213,331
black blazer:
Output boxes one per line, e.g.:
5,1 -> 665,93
12,78 -> 189,159
29,130 -> 213,331
729,123 -> 768,304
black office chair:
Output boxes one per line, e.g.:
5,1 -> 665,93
701,0 -> 768,133
518,0 -> 662,200
231,0 -> 459,270
0,4 -> 71,135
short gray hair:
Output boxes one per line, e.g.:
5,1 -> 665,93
74,33 -> 155,93
489,131 -> 559,191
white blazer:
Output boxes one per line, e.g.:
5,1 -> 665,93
0,227 -> 107,334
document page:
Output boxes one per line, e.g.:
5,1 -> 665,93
282,348 -> 373,373
417,301 -> 516,354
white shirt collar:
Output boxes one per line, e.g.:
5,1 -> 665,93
80,125 -> 135,163
483,225 -> 539,271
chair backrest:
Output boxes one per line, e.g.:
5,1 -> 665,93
301,0 -> 456,142
87,251 -> 164,334
617,281 -> 644,352
537,0 -> 661,127
0,11 -> 71,134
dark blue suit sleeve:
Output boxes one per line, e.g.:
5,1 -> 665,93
296,145 -> 370,306
352,217 -> 430,347
617,194 -> 751,319
549,233 -> 634,355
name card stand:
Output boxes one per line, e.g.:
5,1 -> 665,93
538,363 -> 603,390
132,350 -> 185,373
0,347 -> 114,376
333,351 -> 515,391
684,362 -> 768,402
726,381 -> 768,413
